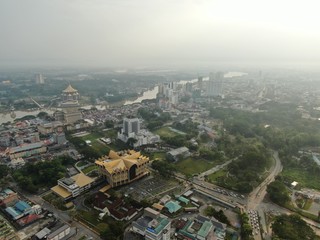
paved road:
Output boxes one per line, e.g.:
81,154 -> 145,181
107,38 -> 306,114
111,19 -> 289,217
25,193 -> 101,240
247,151 -> 283,211
246,151 -> 282,240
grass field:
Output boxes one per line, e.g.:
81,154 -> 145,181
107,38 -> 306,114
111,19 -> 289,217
152,152 -> 167,161
82,165 -> 98,174
281,168 -> 320,190
154,127 -> 179,138
80,132 -> 114,156
175,157 -> 215,176
207,169 -> 227,182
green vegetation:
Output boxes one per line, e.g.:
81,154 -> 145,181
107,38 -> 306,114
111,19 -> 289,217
271,214 -> 318,240
213,145 -> 270,193
82,165 -> 98,174
42,192 -> 68,210
151,152 -> 166,161
138,107 -> 171,130
76,161 -> 88,167
151,160 -> 175,177
0,165 -> 9,179
154,127 -> 179,138
204,206 -> 230,225
280,156 -> 320,190
13,156 -> 73,193
68,131 -> 121,160
209,103 -> 320,192
266,180 -> 290,206
207,169 -> 227,182
76,209 -> 125,240
172,119 -> 199,138
175,157 -> 214,176
239,213 -> 253,240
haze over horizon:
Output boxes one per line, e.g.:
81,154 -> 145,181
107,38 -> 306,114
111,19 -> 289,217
1,0 -> 320,69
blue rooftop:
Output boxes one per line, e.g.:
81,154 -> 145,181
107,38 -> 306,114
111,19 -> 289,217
5,207 -> 21,218
15,201 -> 31,212
165,201 -> 181,213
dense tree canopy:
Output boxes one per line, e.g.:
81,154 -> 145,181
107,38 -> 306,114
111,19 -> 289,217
0,165 -> 9,179
151,160 -> 175,177
13,156 -> 72,193
272,214 -> 317,240
267,180 -> 290,205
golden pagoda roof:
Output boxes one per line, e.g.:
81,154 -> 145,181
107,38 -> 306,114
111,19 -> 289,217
63,84 -> 78,93
95,150 -> 149,174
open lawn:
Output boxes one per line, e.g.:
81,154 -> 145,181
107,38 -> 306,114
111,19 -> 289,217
281,168 -> 320,191
154,127 -> 179,138
175,157 -> 215,176
152,152 -> 167,161
79,132 -> 116,156
207,169 -> 228,182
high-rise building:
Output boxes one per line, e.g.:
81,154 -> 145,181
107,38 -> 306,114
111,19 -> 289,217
206,72 -> 223,97
198,76 -> 203,90
123,117 -> 140,136
35,73 -> 44,84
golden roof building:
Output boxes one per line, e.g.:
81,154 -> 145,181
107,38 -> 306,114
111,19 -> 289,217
95,150 -> 150,188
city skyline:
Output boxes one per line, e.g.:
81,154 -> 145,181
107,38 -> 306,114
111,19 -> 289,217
1,0 -> 320,68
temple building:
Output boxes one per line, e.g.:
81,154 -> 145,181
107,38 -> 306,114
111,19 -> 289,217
95,150 -> 150,188
55,84 -> 82,124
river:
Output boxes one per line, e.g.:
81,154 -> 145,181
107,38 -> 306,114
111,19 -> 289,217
0,71 -> 247,124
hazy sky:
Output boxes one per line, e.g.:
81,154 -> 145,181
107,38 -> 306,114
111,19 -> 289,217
1,0 -> 320,68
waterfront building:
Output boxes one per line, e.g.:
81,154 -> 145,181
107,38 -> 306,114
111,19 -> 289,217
55,84 -> 82,124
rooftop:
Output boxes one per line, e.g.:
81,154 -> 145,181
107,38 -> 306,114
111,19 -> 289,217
51,185 -> 72,199
62,84 -> 78,93
95,150 -> 149,174
165,201 -> 181,213
9,142 -> 44,154
197,221 -> 213,238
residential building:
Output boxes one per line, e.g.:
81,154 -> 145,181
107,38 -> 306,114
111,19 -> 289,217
51,173 -> 94,200
93,192 -> 138,221
0,188 -> 18,207
206,72 -> 223,97
95,150 -> 150,188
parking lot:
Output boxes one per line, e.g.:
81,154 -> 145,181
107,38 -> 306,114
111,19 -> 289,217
119,174 -> 182,201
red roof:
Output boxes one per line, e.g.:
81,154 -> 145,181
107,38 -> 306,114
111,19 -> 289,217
17,214 -> 39,226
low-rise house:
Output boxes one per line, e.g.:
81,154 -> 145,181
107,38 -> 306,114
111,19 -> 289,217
0,188 -> 18,207
166,147 -> 190,162
93,192 -> 138,221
